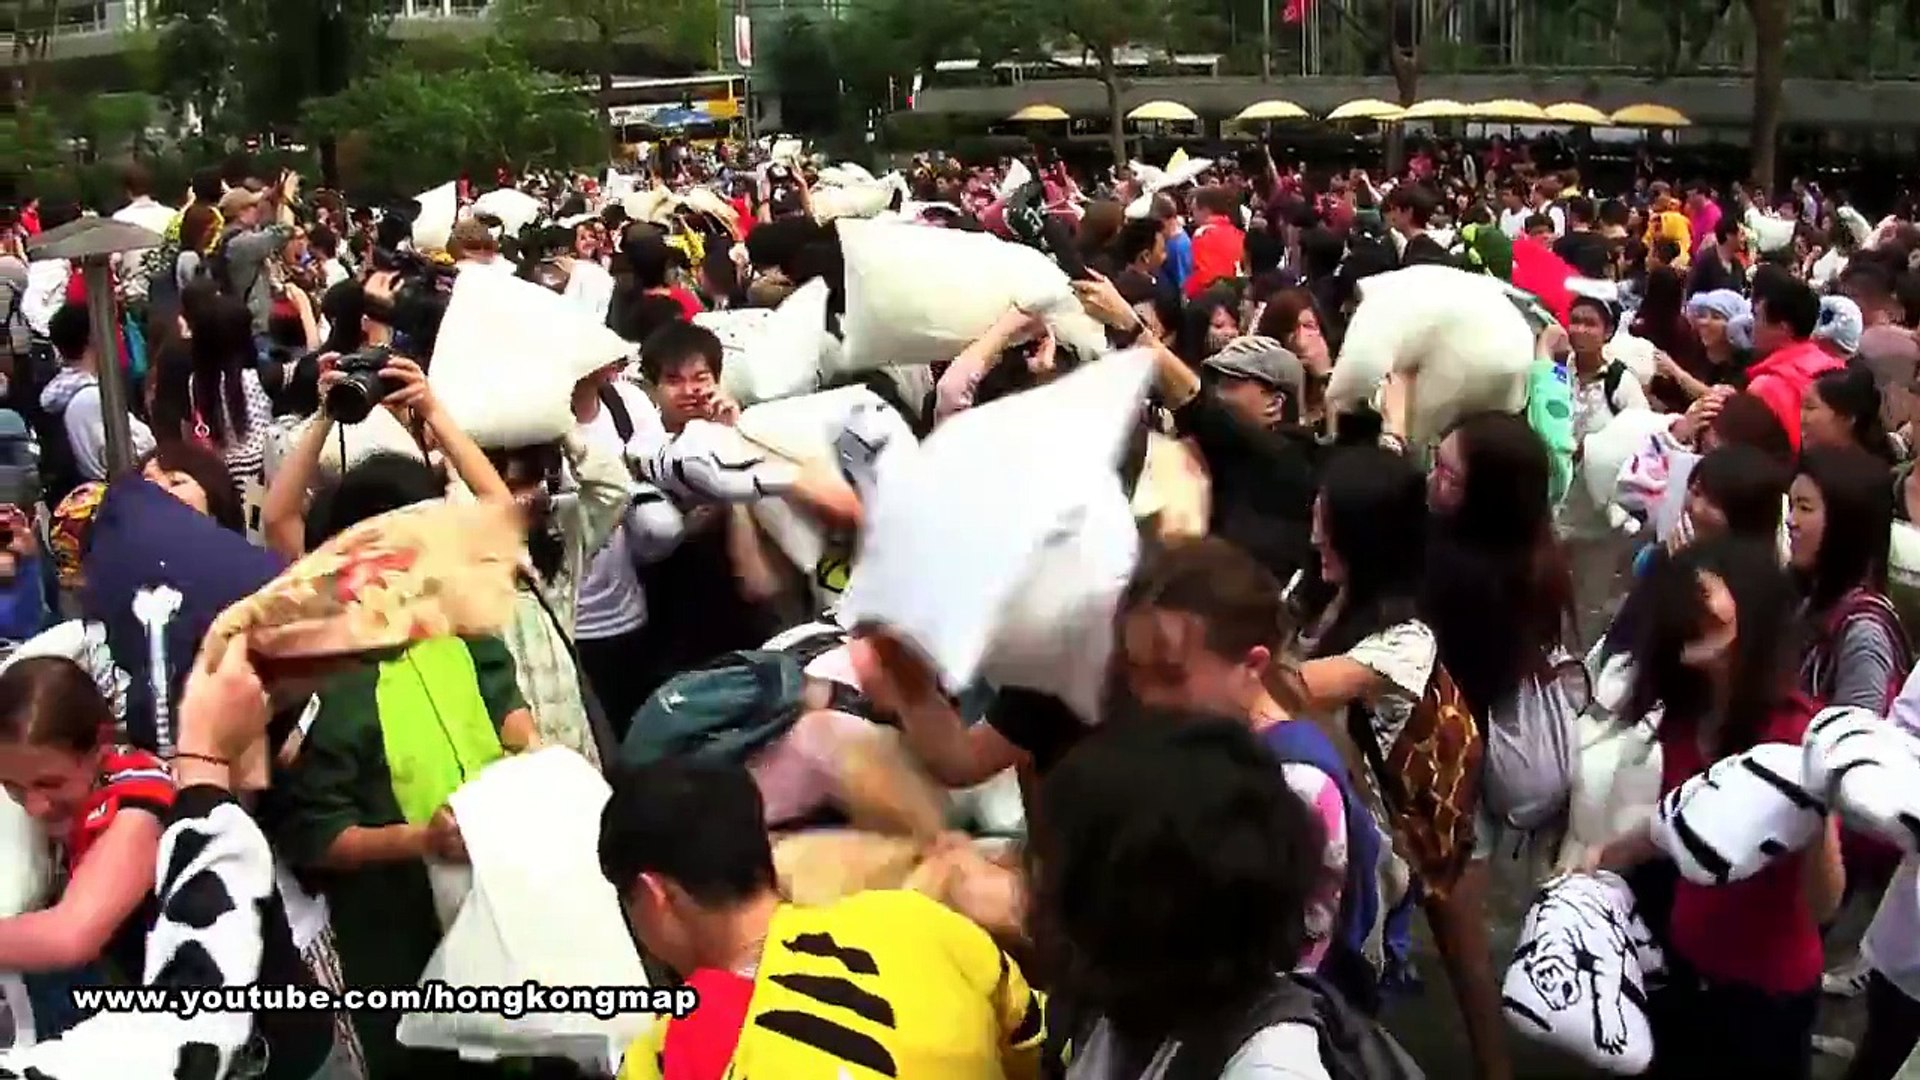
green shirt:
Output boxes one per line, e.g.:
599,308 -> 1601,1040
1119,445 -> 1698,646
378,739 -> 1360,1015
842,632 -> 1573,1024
271,635 -> 525,1075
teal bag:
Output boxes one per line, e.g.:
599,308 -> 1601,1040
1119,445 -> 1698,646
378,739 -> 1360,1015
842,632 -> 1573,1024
121,312 -> 148,382
1526,357 -> 1576,507
619,650 -> 809,767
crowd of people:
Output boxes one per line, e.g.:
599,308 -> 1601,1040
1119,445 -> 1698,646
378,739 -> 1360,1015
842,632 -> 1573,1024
0,129 -> 1916,1080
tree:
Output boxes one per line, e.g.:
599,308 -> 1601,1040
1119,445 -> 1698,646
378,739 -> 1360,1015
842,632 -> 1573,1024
492,0 -> 720,151
1313,0 -> 1465,107
303,43 -> 602,199
1747,0 -> 1789,192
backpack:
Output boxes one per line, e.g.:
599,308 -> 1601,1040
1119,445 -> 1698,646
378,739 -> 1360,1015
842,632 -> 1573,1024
33,394 -> 84,509
1481,649 -> 1588,832
1805,589 -> 1913,712
619,634 -> 856,767
1350,662 -> 1484,900
600,382 -> 635,445
1044,973 -> 1424,1080
1524,358 -> 1576,509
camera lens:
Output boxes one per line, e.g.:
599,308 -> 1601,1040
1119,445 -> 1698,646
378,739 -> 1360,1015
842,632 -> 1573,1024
323,370 -> 381,425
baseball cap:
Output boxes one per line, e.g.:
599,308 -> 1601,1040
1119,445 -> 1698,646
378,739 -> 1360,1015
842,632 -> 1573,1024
1203,336 -> 1305,399
217,187 -> 264,219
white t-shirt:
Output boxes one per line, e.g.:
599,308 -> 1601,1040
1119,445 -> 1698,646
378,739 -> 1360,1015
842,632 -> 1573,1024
1344,619 -> 1439,751
574,381 -> 667,641
1498,207 -> 1531,240
1067,1020 -> 1333,1080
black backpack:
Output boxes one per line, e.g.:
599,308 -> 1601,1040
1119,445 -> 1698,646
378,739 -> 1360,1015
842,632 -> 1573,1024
1045,973 -> 1423,1080
1602,360 -> 1628,415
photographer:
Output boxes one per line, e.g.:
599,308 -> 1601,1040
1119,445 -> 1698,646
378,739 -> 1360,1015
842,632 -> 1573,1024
259,348 -> 508,562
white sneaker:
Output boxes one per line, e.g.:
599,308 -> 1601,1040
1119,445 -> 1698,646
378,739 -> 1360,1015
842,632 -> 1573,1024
1823,955 -> 1873,998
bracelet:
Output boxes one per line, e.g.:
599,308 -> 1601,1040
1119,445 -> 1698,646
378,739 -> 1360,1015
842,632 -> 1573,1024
173,752 -> 231,768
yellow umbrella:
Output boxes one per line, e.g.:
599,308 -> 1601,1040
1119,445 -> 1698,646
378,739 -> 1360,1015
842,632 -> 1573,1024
1398,98 -> 1471,121
1233,99 -> 1310,122
1325,98 -> 1404,121
1468,99 -> 1548,122
1543,101 -> 1612,126
1610,103 -> 1692,127
1127,100 -> 1200,123
1008,103 -> 1070,122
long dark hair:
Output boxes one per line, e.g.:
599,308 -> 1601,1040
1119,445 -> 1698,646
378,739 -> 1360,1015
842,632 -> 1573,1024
167,292 -> 254,446
1795,445 -> 1894,613
1312,446 -> 1428,658
1808,365 -> 1894,464
1422,412 -> 1574,713
1624,537 -> 1801,760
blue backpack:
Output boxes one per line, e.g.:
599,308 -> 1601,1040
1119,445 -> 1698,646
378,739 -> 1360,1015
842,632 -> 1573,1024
620,650 -> 810,768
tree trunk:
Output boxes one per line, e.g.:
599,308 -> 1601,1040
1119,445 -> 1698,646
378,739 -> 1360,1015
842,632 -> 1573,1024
1386,47 -> 1417,176
1102,58 -> 1124,169
1748,0 -> 1788,192
599,28 -> 618,157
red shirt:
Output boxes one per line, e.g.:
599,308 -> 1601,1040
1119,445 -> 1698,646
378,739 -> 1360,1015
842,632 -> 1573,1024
1186,219 -> 1247,298
1660,692 -> 1824,993
667,286 -> 705,320
68,746 -> 174,869
660,968 -> 756,1080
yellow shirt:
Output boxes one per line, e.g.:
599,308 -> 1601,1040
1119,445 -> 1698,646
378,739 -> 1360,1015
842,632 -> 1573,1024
619,890 -> 1044,1080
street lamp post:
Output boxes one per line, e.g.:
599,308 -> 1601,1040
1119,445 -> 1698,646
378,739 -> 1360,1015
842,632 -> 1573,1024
27,218 -> 165,478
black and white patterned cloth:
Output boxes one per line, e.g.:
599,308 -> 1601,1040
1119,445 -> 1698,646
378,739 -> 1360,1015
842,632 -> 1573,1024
0,787 -> 270,1080
1502,872 -> 1666,1075
1649,741 -> 1825,887
1803,705 -> 1920,854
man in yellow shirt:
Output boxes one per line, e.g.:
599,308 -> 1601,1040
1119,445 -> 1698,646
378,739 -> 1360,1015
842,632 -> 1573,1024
599,758 -> 1044,1080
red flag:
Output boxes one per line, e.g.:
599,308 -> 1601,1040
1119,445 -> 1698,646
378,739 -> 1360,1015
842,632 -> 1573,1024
1283,0 -> 1310,23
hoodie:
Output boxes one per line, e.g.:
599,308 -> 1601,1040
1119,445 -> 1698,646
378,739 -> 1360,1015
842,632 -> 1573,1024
1745,338 -> 1844,451
41,369 -> 157,483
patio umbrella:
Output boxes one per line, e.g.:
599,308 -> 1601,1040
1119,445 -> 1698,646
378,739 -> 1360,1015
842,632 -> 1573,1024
1609,103 -> 1692,127
1468,99 -> 1548,122
1008,103 -> 1070,122
1325,98 -> 1404,121
1126,100 -> 1200,123
1543,102 -> 1613,126
1234,99 -> 1310,122
1398,98 -> 1471,121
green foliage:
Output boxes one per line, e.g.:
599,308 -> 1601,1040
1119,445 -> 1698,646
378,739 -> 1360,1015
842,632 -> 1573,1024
151,0 -> 395,137
492,0 -> 720,71
302,43 -> 601,200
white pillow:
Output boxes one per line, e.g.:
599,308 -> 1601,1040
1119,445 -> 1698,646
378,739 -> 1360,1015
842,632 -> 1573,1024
641,420 -> 798,505
398,749 -> 655,1070
835,218 -> 1109,374
1650,741 -> 1824,886
817,162 -> 876,187
0,788 -> 49,918
470,189 -> 542,236
1580,408 -> 1677,531
1503,872 -> 1664,1074
840,351 -> 1152,723
1889,522 -> 1920,633
412,181 -> 458,252
1803,706 -> 1920,853
3,620 -> 130,722
430,269 -> 634,449
1325,264 -> 1535,447
811,182 -> 895,223
702,277 -> 829,407
1558,652 -> 1662,875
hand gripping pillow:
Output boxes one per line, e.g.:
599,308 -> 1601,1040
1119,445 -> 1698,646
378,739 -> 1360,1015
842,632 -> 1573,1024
429,269 -> 635,449
1803,705 -> 1920,852
701,277 -> 829,407
841,351 -> 1152,724
835,217 -> 1109,374
397,748 -> 655,1070
1325,264 -> 1535,447
1650,741 -> 1825,886
1503,872 -> 1665,1074
641,420 -> 800,506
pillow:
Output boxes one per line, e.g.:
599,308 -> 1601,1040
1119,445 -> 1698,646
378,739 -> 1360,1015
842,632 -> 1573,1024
1649,741 -> 1824,886
208,499 -> 522,665
2,620 -> 130,721
397,748 -> 653,1070
835,217 -> 1109,374
700,277 -> 830,407
640,421 -> 800,506
1131,431 -> 1211,540
1503,871 -> 1664,1074
470,188 -> 542,237
811,181 -> 896,224
80,479 -> 287,756
1580,409 -> 1678,533
1325,264 -> 1536,447
1889,522 -> 1920,645
413,181 -> 459,252
1558,683 -> 1662,874
817,162 -> 877,188
840,351 -> 1152,723
0,788 -> 49,918
1803,705 -> 1920,852
429,269 -> 635,449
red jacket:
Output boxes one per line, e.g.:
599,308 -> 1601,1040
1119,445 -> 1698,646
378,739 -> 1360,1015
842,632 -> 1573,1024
1745,338 -> 1843,451
1186,220 -> 1246,298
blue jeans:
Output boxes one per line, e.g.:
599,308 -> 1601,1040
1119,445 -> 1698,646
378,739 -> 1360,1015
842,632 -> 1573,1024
21,964 -> 106,1039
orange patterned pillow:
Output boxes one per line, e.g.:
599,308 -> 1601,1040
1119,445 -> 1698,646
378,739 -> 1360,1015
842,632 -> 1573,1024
209,499 -> 523,662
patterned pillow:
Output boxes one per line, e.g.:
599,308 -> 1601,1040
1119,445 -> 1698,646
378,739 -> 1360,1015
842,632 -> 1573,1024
1650,741 -> 1824,886
1804,705 -> 1920,853
1503,872 -> 1664,1074
208,499 -> 521,666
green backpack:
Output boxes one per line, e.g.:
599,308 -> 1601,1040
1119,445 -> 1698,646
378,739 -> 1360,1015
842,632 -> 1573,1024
620,650 -> 810,768
1526,357 -> 1577,508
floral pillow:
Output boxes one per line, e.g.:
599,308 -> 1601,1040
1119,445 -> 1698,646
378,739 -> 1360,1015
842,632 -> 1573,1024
210,499 -> 523,665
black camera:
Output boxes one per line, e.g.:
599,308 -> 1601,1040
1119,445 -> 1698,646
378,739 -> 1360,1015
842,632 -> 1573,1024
324,345 -> 402,425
